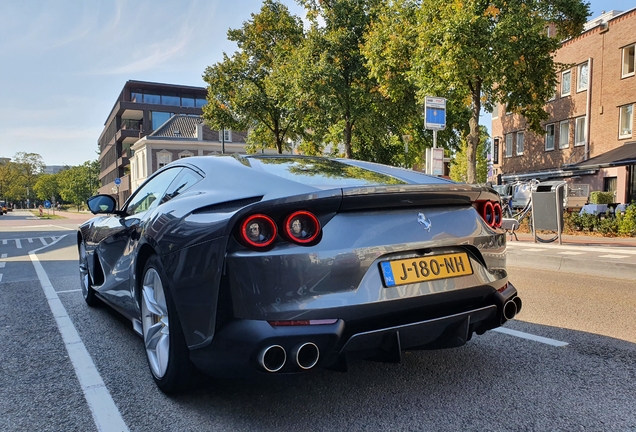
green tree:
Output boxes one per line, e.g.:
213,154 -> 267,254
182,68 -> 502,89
202,0 -> 305,154
12,152 -> 45,206
34,173 -> 60,204
57,161 -> 99,211
294,0 -> 387,159
449,126 -> 490,183
363,0 -> 589,182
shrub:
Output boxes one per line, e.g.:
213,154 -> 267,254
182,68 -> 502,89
589,191 -> 615,204
618,203 -> 636,235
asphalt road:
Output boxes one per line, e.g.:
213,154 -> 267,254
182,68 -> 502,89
1,211 -> 635,431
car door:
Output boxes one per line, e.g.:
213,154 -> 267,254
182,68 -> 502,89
94,168 -> 183,313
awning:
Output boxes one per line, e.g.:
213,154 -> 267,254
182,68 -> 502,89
501,168 -> 597,182
567,141 -> 636,169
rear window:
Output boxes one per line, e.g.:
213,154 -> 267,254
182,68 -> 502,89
247,157 -> 407,188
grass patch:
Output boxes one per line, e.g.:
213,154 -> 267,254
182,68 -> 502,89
29,210 -> 66,220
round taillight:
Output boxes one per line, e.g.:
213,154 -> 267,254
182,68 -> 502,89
493,202 -> 502,228
240,214 -> 277,248
482,201 -> 494,226
284,211 -> 320,244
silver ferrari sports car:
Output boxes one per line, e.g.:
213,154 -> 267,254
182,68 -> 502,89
79,155 -> 521,393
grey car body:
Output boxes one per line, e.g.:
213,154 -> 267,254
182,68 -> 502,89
78,154 -> 520,393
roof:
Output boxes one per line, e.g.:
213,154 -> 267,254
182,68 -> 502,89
149,115 -> 204,138
569,142 -> 636,169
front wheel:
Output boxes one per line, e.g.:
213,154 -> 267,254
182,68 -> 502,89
141,255 -> 194,393
79,242 -> 100,307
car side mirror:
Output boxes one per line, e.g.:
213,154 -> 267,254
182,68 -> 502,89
87,195 -> 118,215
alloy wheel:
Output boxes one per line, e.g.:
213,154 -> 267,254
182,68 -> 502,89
141,268 -> 170,379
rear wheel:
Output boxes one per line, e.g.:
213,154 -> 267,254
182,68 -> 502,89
79,242 -> 100,307
141,255 -> 194,393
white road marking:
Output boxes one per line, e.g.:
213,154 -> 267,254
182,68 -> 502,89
493,327 -> 569,347
1,254 -> 6,258
519,248 -> 544,252
2,240 -> 6,245
29,237 -> 129,432
558,251 -> 584,255
15,239 -> 21,249
598,254 -> 630,259
0,262 -> 5,268
0,274 -> 3,283
56,289 -> 82,293
28,238 -> 33,243
39,237 -> 47,246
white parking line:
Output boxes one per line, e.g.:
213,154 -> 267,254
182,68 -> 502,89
1,254 -> 6,258
56,289 -> 82,293
558,251 -> 584,255
39,237 -> 47,246
29,237 -> 129,432
0,262 -> 5,268
493,327 -> 569,347
15,239 -> 22,249
598,254 -> 630,259
0,274 -> 3,283
28,238 -> 33,243
2,240 -> 6,245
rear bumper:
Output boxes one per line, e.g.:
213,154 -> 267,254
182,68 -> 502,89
189,283 -> 519,378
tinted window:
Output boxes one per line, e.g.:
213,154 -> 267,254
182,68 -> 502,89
162,168 -> 203,204
247,157 -> 407,188
126,168 -> 182,215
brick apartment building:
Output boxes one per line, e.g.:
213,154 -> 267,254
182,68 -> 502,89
98,81 -> 209,202
491,8 -> 636,204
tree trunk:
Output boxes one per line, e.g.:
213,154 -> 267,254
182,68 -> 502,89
344,120 -> 353,158
467,80 -> 482,184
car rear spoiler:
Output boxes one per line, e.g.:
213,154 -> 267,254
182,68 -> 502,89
339,184 -> 497,211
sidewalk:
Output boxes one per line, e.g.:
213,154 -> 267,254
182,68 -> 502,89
506,232 -> 636,280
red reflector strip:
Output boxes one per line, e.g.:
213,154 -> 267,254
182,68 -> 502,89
268,319 -> 338,327
497,283 -> 509,293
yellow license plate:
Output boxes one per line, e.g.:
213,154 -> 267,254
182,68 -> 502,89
379,252 -> 473,287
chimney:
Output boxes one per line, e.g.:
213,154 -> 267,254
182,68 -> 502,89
196,122 -> 203,141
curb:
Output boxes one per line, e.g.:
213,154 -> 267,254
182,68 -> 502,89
507,250 -> 636,280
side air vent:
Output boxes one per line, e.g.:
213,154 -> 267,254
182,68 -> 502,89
193,196 -> 263,214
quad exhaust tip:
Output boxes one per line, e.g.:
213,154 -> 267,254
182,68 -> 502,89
259,345 -> 286,373
293,342 -> 320,370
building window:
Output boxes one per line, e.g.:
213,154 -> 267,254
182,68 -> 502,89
561,70 -> 571,96
575,116 -> 586,146
619,104 -> 633,138
604,177 -> 617,196
577,62 -> 588,92
151,111 -> 172,130
623,44 -> 635,77
162,95 -> 180,106
157,151 -> 172,170
491,104 -> 499,119
220,129 -> 232,142
545,124 -> 555,151
559,121 -> 569,149
143,94 -> 161,104
493,138 -> 499,164
516,132 -> 524,155
195,98 -> 208,108
179,151 -> 194,158
505,134 -> 513,158
131,92 -> 142,103
181,96 -> 195,107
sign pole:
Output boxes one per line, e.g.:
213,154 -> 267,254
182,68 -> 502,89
433,129 -> 437,149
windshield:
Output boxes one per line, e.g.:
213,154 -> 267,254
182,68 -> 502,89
246,157 -> 407,189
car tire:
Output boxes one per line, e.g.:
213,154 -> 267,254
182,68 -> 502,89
140,255 -> 194,394
79,242 -> 101,307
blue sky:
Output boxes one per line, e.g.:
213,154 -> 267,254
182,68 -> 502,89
0,0 -> 632,167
